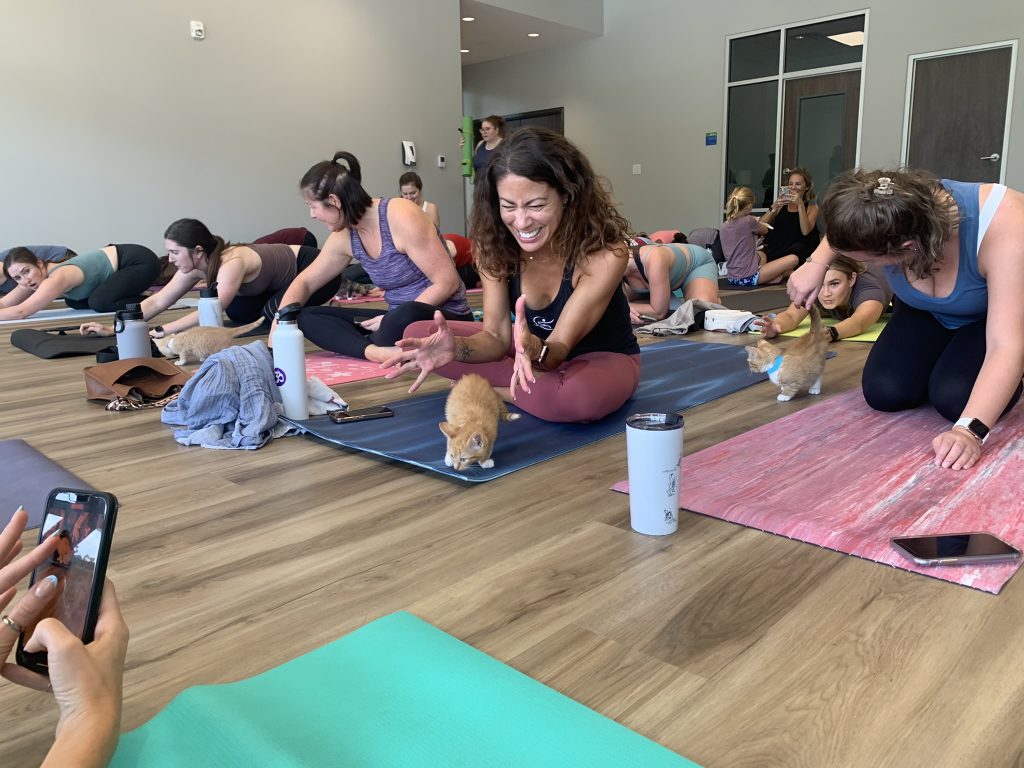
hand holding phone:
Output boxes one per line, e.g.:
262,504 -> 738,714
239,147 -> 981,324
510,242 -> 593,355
16,489 -> 118,675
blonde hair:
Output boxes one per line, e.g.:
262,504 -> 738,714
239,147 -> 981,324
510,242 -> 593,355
725,187 -> 756,221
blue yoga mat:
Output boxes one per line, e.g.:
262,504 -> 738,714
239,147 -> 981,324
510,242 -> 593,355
284,339 -> 766,482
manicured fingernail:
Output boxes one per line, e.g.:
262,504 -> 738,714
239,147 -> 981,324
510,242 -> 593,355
34,575 -> 58,597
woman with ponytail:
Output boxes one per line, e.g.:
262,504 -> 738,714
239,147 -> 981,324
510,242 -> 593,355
274,151 -> 471,361
718,186 -> 798,287
1,244 -> 159,320
81,220 -> 339,338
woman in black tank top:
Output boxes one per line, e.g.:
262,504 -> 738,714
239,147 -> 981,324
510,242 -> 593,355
383,128 -> 642,423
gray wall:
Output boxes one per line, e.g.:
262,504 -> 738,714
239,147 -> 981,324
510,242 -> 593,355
1,0 -> 465,252
463,0 -> 1024,234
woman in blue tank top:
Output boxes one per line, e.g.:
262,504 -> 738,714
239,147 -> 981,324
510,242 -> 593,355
275,151 -> 471,361
787,168 -> 1024,471
0,244 -> 159,320
381,127 -> 641,424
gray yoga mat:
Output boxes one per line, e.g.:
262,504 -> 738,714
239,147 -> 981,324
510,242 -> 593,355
719,288 -> 791,314
0,440 -> 94,530
0,298 -> 200,326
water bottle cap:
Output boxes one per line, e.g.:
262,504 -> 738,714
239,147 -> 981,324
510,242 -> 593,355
116,304 -> 144,322
199,282 -> 219,298
276,303 -> 302,323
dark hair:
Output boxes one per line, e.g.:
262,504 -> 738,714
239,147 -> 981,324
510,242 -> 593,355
822,168 -> 958,279
482,115 -> 506,137
300,151 -> 373,231
786,167 -> 816,203
469,127 -> 631,280
2,246 -> 72,280
163,218 -> 232,286
398,171 -> 423,190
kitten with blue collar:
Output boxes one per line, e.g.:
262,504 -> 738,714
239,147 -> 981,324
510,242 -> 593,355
746,305 -> 829,401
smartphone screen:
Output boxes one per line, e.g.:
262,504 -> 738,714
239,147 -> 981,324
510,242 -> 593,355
329,406 -> 395,423
17,489 -> 118,674
891,532 -> 1021,565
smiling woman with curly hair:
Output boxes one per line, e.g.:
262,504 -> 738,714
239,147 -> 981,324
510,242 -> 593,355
383,127 -> 641,423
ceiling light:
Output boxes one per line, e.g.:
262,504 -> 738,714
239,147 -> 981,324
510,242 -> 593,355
461,16 -> 475,21
460,49 -> 469,54
527,32 -> 540,38
827,31 -> 864,46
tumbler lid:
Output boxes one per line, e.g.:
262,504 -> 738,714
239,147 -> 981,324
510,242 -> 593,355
116,303 -> 144,322
199,282 -> 219,299
276,303 -> 302,323
626,413 -> 684,431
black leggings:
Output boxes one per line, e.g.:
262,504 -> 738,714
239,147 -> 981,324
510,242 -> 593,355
65,244 -> 160,311
224,246 -> 341,324
862,299 -> 1022,422
299,301 -> 474,359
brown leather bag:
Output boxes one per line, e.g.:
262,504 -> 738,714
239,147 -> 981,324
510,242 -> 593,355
83,358 -> 191,403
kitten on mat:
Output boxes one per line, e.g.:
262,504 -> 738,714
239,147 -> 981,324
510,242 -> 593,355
154,320 -> 264,365
747,305 -> 829,401
440,373 -> 520,470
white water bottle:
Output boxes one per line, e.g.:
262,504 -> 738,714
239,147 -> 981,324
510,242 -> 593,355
198,283 -> 224,327
272,303 -> 308,419
114,304 -> 152,360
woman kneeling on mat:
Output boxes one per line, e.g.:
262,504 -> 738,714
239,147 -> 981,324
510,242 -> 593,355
755,254 -> 892,342
81,220 -> 339,338
0,245 -> 160,320
272,151 -> 471,362
622,236 -> 720,323
383,127 -> 641,424
788,169 -> 1024,471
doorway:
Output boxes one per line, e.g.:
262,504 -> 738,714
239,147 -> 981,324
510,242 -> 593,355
903,43 -> 1015,183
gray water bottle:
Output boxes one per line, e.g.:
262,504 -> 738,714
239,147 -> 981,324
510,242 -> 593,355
114,304 -> 152,360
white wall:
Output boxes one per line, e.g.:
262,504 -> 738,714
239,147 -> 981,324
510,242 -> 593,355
0,0 -> 465,251
463,0 -> 1024,234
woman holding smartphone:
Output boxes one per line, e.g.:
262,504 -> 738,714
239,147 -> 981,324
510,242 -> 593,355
0,508 -> 128,768
760,168 -> 820,265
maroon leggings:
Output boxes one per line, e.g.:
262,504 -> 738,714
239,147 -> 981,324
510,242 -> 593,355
404,320 -> 641,423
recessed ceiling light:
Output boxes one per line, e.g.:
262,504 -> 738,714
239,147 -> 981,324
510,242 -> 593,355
461,16 -> 475,21
527,32 -> 540,38
460,49 -> 469,54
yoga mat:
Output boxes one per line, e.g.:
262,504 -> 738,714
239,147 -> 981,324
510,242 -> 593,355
283,339 -> 766,482
0,299 -> 199,326
0,440 -> 94,530
304,350 -> 388,386
718,288 -> 791,314
111,611 -> 696,768
611,390 -> 1024,594
11,327 -> 113,358
779,315 -> 888,342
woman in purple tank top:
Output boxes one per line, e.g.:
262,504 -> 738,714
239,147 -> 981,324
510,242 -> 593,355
273,152 -> 471,361
381,128 -> 642,424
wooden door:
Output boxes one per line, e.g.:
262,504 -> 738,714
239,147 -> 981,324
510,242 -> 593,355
906,45 -> 1012,182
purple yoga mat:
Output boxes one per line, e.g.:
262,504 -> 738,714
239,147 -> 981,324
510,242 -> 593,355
0,440 -> 94,530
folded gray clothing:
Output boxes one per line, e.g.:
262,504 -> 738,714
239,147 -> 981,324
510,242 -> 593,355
636,299 -> 728,336
161,341 -> 288,449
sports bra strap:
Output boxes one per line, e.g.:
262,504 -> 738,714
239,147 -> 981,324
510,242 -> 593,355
978,184 -> 1007,249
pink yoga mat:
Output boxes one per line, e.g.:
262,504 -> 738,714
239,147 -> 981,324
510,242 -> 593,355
611,390 -> 1024,593
305,351 -> 387,386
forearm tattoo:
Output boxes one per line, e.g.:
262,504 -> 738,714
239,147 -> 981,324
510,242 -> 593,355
456,339 -> 472,362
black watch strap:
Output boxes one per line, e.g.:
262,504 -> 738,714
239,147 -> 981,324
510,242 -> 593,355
827,326 -> 839,343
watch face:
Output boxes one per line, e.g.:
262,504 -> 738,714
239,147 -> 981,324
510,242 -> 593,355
969,419 -> 990,439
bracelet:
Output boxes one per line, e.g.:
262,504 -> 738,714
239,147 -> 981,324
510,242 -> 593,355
806,258 -> 830,268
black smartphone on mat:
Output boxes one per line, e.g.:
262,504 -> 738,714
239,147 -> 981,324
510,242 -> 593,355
16,488 -> 118,675
329,406 -> 395,423
891,532 -> 1021,566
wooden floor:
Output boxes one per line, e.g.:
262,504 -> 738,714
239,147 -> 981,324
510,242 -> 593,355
2,295 -> 1023,768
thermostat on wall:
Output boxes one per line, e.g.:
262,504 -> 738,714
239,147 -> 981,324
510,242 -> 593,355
190,20 -> 205,40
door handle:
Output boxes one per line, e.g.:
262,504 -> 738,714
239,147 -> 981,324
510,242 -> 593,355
980,153 -> 1000,162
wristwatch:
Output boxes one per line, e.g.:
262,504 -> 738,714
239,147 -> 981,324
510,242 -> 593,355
535,344 -> 550,367
953,417 -> 990,444
153,325 -> 165,338
827,326 -> 839,343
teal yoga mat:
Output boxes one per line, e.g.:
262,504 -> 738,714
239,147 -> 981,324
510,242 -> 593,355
112,611 -> 698,767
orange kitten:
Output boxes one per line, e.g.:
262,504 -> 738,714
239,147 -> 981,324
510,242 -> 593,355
747,305 -> 829,401
154,319 -> 264,365
440,373 -> 520,470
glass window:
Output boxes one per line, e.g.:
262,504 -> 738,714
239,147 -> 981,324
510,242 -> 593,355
725,81 -> 778,208
785,15 -> 865,72
729,31 -> 780,82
